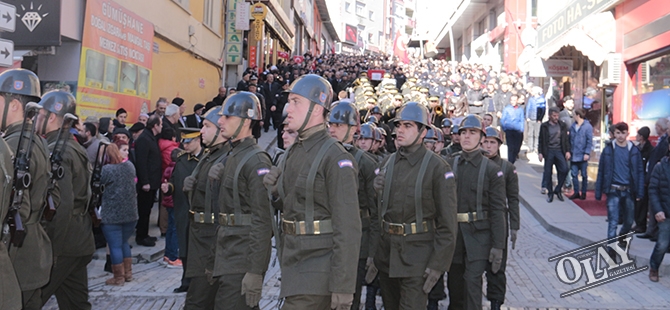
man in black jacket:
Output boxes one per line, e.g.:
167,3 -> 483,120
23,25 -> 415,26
263,74 -> 281,131
639,118 -> 670,240
538,107 -> 570,203
134,115 -> 163,246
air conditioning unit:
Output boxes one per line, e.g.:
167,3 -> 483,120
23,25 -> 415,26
640,61 -> 650,84
600,53 -> 622,86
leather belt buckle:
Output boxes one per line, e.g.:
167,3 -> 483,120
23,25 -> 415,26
386,222 -> 405,235
282,219 -> 296,235
410,221 -> 428,234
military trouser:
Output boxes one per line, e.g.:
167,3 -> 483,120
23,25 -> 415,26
215,273 -> 254,310
428,273 -> 446,301
447,260 -> 488,310
184,276 -> 217,310
41,255 -> 92,309
378,271 -> 427,310
22,289 -> 42,310
352,258 -> 366,310
485,242 -> 509,303
281,294 -> 331,310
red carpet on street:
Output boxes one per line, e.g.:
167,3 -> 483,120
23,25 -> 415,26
571,190 -> 607,216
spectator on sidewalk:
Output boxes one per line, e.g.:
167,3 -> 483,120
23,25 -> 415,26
639,118 -> 670,240
559,96 -> 575,190
159,127 -> 180,257
114,108 -> 128,128
100,141 -> 138,286
647,140 -> 670,282
595,122 -> 644,250
568,108 -> 593,200
538,107 -> 570,203
635,126 -> 653,233
525,86 -> 545,154
133,115 -> 163,247
149,97 -> 169,117
501,93 -> 525,163
212,86 -> 227,106
184,103 -> 205,128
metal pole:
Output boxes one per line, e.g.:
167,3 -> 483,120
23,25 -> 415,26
449,26 -> 455,61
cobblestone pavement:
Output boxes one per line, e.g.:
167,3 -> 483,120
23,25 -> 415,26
43,135 -> 670,309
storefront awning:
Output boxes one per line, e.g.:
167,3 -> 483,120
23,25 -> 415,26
536,12 -> 615,66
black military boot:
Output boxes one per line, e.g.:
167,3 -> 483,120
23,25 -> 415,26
427,298 -> 439,310
490,299 -> 503,310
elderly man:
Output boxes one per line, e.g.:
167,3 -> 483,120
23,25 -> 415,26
150,97 -> 169,117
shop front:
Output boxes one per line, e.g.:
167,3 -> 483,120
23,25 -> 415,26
614,0 -> 670,143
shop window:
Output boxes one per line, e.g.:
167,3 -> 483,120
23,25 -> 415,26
172,0 -> 189,11
632,54 -> 670,136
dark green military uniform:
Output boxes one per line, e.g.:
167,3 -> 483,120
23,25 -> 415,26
375,143 -> 458,310
0,138 -> 21,310
485,154 -> 519,304
3,122 -> 53,309
212,138 -> 272,309
346,144 -> 379,310
184,142 -> 230,310
445,142 -> 462,158
447,149 -> 506,310
273,125 -> 362,309
167,149 -> 201,290
41,131 -> 94,309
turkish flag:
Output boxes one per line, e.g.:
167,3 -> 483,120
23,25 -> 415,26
393,31 -> 409,64
277,51 -> 289,59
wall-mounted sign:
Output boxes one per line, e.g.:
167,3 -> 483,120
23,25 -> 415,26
537,0 -> 617,49
250,3 -> 267,20
225,0 -> 243,65
1,0 -> 61,46
235,1 -> 249,31
345,24 -> 357,44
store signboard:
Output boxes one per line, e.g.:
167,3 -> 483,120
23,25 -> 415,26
226,0 -> 243,65
537,0 -> 617,49
76,0 -> 154,120
529,59 -> 573,77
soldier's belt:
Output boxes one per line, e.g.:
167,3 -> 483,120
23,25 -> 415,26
281,218 -> 333,235
189,210 -> 216,224
382,220 -> 433,235
218,213 -> 252,226
456,211 -> 488,223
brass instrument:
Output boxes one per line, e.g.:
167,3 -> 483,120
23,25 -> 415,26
435,105 -> 443,116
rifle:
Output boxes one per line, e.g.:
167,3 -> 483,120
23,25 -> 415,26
43,113 -> 78,221
87,141 -> 109,227
6,102 -> 42,247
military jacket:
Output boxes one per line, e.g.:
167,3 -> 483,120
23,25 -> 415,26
346,145 -> 378,259
375,144 -> 458,278
448,149 -> 507,262
44,131 -> 94,257
0,138 -> 21,310
3,122 -> 53,290
489,154 -> 520,231
213,138 -> 273,277
274,125 -> 362,297
189,142 -> 230,213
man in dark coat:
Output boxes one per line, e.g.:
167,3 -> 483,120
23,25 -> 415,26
133,115 -> 163,246
185,104 -> 205,128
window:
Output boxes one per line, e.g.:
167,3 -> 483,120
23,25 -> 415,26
356,2 -> 365,17
369,10 -> 374,21
172,0 -> 189,11
368,33 -> 373,43
203,0 -> 214,28
345,2 -> 351,12
202,0 -> 221,32
477,18 -> 486,36
531,0 -> 538,17
489,9 -> 497,31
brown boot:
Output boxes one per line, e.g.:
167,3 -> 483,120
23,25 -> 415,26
123,258 -> 133,282
649,269 -> 659,282
106,264 -> 125,286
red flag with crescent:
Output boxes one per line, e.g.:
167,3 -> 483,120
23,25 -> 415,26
393,30 -> 409,64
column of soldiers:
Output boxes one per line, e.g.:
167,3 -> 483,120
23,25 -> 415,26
0,68 -> 96,310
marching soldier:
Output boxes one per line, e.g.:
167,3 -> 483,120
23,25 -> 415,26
161,128 -> 203,293
382,94 -> 404,125
444,125 -> 462,159
38,91 -> 95,309
481,127 -> 519,310
357,122 -> 378,160
0,69 -> 53,310
441,118 -> 453,147
446,115 -> 506,310
210,92 -> 273,309
0,130 -> 21,310
371,102 -> 458,310
182,106 -> 229,309
262,74 -> 361,309
326,100 -> 379,310
428,95 -> 445,127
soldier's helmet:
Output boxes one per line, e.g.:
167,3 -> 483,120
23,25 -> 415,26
458,114 -> 483,134
374,127 -> 383,142
204,106 -> 223,128
0,68 -> 41,101
441,118 -> 453,128
436,128 -> 445,143
367,115 -> 378,124
359,122 -> 376,139
40,90 -> 76,117
288,74 -> 333,109
392,102 -> 430,127
219,91 -> 262,120
451,124 -> 460,135
424,126 -> 438,142
484,126 -> 503,143
370,106 -> 382,115
328,100 -> 358,126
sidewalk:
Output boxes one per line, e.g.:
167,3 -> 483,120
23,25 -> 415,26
513,150 -> 670,276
